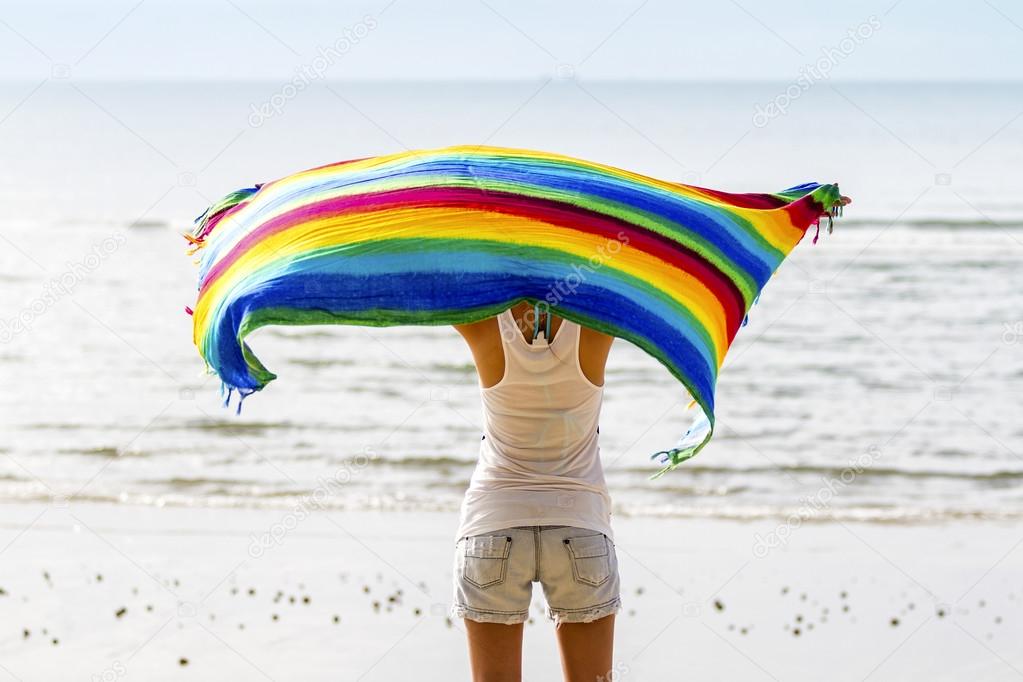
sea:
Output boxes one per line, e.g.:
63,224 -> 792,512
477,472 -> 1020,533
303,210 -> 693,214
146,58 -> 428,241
0,79 -> 1020,523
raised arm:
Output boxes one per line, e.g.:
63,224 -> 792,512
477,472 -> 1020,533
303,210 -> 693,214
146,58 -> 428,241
579,326 -> 614,387
454,319 -> 505,388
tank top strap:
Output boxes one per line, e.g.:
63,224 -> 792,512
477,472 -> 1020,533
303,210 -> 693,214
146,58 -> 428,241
552,316 -> 580,353
497,308 -> 519,347
498,307 -> 577,352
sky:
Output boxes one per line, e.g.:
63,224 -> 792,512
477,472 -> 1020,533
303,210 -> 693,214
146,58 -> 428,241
1,0 -> 1022,81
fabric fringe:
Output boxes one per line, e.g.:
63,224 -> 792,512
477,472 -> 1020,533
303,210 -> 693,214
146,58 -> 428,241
220,382 -> 256,415
648,445 -> 701,479
811,196 -> 844,245
648,410 -> 712,479
184,184 -> 263,254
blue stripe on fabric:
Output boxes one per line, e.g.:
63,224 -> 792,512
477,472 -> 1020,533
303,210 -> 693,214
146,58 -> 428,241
211,264 -> 716,408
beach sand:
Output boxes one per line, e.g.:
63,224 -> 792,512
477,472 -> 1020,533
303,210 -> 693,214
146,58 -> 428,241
1,503 -> 1020,681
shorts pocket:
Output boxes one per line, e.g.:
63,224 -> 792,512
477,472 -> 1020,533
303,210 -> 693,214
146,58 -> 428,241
564,533 -> 611,587
462,534 -> 512,589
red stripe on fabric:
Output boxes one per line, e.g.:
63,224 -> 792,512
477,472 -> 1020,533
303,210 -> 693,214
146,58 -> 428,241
680,185 -> 789,209
784,192 -> 829,232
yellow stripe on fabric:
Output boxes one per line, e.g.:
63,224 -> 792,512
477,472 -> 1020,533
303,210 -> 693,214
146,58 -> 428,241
733,207 -> 807,254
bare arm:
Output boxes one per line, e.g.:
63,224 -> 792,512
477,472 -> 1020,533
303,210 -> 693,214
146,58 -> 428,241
578,326 -> 613,387
453,319 -> 505,388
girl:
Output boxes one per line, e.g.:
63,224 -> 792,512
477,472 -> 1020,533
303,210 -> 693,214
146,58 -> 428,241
452,300 -> 618,682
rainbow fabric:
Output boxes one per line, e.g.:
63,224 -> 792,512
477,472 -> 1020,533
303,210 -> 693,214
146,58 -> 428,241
187,145 -> 843,477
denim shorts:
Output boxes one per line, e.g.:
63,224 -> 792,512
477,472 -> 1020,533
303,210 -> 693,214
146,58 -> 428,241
451,525 -> 622,626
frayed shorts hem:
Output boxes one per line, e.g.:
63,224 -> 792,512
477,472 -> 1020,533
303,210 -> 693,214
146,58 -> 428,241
546,596 -> 622,626
451,603 -> 529,625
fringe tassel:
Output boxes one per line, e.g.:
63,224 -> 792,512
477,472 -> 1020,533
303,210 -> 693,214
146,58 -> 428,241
219,382 -> 256,415
648,446 -> 699,479
184,184 -> 262,252
236,387 -> 255,415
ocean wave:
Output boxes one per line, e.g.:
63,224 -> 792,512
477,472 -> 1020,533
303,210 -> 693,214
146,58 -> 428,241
0,486 -> 1019,524
838,217 -> 1023,229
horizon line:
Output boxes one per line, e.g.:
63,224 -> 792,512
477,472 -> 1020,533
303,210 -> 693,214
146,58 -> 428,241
0,77 -> 1020,85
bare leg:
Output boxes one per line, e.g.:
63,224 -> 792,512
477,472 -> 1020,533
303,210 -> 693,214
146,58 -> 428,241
555,614 -> 616,681
464,619 -> 525,682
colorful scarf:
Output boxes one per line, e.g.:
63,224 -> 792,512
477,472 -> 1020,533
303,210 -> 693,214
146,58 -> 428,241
186,146 -> 843,477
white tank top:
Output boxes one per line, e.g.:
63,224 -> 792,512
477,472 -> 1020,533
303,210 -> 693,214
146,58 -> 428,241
454,309 -> 614,542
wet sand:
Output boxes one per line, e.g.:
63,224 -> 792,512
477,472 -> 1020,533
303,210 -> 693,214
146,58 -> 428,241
0,503 -> 1020,681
